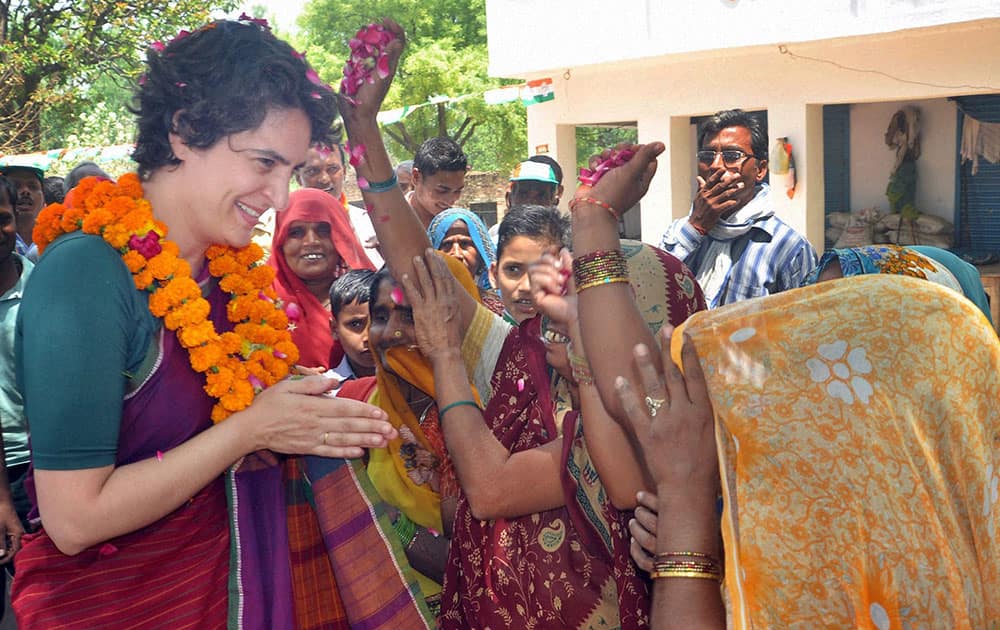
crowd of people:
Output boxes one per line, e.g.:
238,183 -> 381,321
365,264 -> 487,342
0,14 -> 996,630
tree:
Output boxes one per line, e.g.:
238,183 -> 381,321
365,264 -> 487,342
0,0 -> 236,153
295,0 -> 527,171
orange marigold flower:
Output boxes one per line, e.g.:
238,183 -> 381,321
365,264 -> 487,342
247,265 -> 274,289
147,251 -> 181,280
189,342 -> 223,372
122,250 -> 147,273
81,208 -> 113,234
134,270 -> 155,291
117,173 -> 144,198
236,243 -> 264,267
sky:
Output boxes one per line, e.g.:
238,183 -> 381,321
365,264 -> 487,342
234,0 -> 307,33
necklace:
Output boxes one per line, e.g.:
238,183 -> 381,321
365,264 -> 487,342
33,174 -> 299,423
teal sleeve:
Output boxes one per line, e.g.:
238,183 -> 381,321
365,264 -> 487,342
16,233 -> 155,470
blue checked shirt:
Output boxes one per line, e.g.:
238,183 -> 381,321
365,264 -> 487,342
660,191 -> 817,308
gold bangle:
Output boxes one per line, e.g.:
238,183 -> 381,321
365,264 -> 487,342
649,569 -> 722,581
576,276 -> 629,293
655,551 -> 718,561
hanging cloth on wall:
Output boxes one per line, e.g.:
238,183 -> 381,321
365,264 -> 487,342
960,114 -> 1000,175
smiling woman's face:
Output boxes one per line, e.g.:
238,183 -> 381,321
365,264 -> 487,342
281,220 -> 341,281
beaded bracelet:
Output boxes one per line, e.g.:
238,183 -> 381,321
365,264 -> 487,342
568,196 -> 620,219
360,172 -> 398,193
439,399 -> 480,419
566,341 -> 594,386
573,249 -> 629,294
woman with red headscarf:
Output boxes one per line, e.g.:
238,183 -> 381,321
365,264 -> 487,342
270,188 -> 374,369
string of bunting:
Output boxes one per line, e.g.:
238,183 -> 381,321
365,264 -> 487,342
1,78 -> 555,169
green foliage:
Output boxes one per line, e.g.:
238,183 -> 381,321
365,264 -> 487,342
1,0 -> 237,153
575,126 -> 638,168
296,0 -> 526,172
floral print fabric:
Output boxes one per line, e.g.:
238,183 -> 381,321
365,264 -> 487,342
676,275 -> 1000,628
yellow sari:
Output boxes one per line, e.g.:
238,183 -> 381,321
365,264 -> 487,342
675,274 -> 999,628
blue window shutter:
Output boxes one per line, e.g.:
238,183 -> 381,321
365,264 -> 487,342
823,105 -> 851,215
955,94 -> 1000,256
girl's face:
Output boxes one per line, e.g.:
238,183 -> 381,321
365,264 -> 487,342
490,236 -> 558,323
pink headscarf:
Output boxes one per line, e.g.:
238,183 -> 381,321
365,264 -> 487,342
269,188 -> 375,369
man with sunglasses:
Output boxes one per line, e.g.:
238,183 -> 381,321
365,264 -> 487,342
661,109 -> 816,307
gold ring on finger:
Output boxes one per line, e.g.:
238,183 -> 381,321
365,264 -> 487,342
322,431 -> 329,446
645,396 -> 666,417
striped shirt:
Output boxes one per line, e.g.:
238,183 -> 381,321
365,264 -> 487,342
661,204 -> 817,308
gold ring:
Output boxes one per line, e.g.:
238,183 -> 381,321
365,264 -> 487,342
322,432 -> 329,446
645,396 -> 666,417
393,330 -> 403,338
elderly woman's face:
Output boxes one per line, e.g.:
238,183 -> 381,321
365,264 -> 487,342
281,220 -> 341,282
438,220 -> 483,278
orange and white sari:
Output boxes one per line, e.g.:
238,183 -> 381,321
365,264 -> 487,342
676,274 -> 999,628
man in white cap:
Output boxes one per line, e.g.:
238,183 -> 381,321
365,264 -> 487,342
505,155 -> 563,209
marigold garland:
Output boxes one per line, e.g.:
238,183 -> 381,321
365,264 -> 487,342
34,173 -> 299,422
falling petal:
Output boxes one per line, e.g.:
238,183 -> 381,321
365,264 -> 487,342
156,450 -> 164,461
357,176 -> 369,189
517,378 -> 525,392
364,204 -> 375,214
376,54 -> 391,79
175,82 -> 187,88
285,302 -> 302,321
149,41 -> 165,52
99,543 -> 119,557
292,50 -> 306,60
390,286 -> 405,305
273,350 -> 287,359
310,91 -> 322,99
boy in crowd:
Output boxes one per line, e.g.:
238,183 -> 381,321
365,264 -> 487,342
324,269 -> 377,388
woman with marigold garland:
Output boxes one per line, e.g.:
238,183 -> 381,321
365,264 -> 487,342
10,19 -> 401,629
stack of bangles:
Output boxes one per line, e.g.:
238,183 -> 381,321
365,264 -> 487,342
573,249 -> 629,293
360,172 -> 398,193
566,341 -> 593,386
568,196 -> 620,219
650,551 -> 723,582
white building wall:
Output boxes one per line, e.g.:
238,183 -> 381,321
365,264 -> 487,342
487,0 -> 1000,77
509,19 -> 1000,248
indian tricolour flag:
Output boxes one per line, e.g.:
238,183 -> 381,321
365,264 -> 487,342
519,78 -> 554,105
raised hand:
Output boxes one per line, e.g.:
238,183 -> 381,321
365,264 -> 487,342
399,250 -> 463,362
528,248 -> 577,329
614,326 -> 717,490
338,19 -> 406,124
580,142 -> 665,216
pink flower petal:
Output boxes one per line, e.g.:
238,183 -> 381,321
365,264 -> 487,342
517,378 -> 525,392
156,450 -> 164,461
346,142 -> 366,167
99,543 -> 119,557
285,302 -> 302,321
357,176 -> 368,189
273,350 -> 287,359
390,286 -> 405,305
248,374 -> 264,392
364,204 -> 375,214
376,54 -> 391,79
149,41 -> 165,53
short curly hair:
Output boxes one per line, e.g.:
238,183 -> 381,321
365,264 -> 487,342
131,20 -> 338,179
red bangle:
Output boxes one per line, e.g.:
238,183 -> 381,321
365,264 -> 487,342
568,196 -> 620,219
